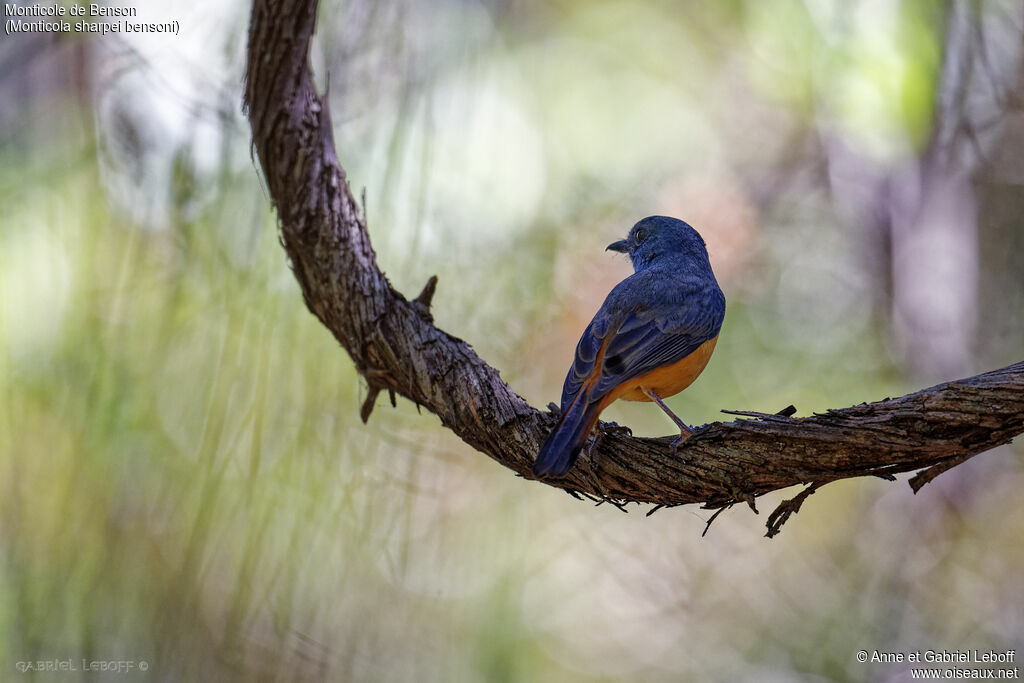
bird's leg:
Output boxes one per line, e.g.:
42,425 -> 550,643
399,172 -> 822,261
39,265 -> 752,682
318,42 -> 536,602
585,427 -> 602,465
584,420 -> 634,468
640,387 -> 693,455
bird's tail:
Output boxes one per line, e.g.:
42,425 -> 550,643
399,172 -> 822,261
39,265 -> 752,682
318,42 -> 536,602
533,395 -> 602,478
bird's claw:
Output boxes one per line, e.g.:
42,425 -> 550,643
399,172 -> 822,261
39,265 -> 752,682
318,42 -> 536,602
585,421 -> 633,465
668,425 -> 695,457
601,421 -> 633,437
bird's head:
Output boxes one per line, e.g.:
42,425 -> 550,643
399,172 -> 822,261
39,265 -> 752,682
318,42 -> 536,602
606,216 -> 710,271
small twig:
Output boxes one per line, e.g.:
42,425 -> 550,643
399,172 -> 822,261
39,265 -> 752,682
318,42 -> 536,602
596,497 -> 630,513
909,454 -> 975,493
721,409 -> 798,425
358,367 -> 395,423
766,482 -> 825,538
702,504 -> 732,537
721,409 -> 775,418
576,490 -> 604,504
360,385 -> 382,424
413,275 -> 438,321
732,488 -> 758,514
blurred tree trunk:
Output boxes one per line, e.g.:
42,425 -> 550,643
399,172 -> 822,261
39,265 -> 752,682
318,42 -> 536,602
830,0 -> 1024,383
975,41 -> 1024,364
890,0 -> 979,383
0,32 -> 94,150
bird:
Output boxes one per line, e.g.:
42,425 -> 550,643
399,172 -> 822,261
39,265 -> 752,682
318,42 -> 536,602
533,216 -> 726,478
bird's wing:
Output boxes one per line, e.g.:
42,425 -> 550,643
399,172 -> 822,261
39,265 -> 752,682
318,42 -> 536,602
559,287 -> 723,408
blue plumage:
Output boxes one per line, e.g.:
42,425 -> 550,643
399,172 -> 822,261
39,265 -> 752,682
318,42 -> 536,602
534,216 -> 726,478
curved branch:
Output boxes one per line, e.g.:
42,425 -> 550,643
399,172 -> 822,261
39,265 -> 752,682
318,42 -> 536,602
244,0 -> 1024,535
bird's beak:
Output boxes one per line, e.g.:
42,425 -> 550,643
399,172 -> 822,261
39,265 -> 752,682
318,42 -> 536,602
606,239 -> 630,253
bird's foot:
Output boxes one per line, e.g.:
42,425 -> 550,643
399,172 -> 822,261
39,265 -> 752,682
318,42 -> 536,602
585,431 -> 603,468
601,420 -> 633,437
585,421 -> 632,467
668,425 -> 695,456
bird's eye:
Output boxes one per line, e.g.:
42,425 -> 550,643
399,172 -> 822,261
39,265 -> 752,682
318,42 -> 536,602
635,227 -> 648,243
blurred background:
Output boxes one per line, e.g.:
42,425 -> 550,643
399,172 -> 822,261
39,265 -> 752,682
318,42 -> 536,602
2,0 -> 1023,680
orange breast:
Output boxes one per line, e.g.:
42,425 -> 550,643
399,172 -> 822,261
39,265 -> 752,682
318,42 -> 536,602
606,335 -> 719,403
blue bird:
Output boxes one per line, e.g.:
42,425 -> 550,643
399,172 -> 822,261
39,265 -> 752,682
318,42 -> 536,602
533,216 -> 726,478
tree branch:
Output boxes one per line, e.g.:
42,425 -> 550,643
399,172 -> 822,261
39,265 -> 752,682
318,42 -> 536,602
244,0 -> 1024,536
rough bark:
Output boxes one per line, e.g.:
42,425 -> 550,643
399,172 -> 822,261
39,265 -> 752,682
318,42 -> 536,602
244,0 -> 1024,536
